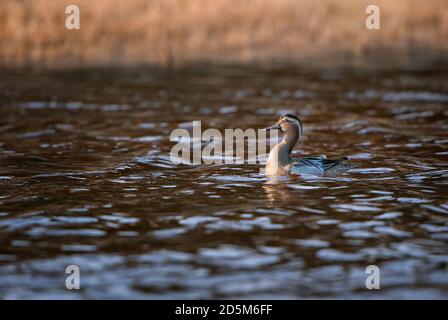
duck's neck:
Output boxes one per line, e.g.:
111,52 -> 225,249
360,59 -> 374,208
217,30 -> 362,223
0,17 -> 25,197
282,127 -> 300,154
266,127 -> 299,174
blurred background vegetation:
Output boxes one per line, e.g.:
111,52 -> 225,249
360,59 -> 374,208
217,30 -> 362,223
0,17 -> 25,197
1,0 -> 447,69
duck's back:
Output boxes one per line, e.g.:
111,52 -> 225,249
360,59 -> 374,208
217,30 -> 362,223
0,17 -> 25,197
289,156 -> 355,176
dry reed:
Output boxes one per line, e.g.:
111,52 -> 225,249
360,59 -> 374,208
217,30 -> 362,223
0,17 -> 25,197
1,0 -> 447,68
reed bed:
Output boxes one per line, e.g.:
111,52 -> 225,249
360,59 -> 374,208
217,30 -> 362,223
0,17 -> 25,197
1,0 -> 447,68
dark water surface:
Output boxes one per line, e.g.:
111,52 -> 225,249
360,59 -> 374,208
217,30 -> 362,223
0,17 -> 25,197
0,66 -> 447,299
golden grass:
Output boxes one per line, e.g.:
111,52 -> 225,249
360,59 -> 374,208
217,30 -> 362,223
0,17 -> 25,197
1,0 -> 447,68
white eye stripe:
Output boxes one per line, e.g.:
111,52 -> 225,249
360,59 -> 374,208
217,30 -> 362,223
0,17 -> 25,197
284,116 -> 298,124
283,116 -> 303,134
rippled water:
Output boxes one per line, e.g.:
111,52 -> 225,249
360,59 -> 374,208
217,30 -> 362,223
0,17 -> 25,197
0,66 -> 447,299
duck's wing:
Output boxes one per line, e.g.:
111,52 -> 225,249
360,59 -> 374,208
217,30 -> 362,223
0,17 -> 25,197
289,157 -> 326,175
321,157 -> 357,176
290,156 -> 356,176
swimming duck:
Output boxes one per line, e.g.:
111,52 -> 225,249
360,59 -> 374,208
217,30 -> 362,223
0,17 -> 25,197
265,114 -> 355,177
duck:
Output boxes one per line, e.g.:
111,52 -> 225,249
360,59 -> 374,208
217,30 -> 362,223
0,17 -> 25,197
264,114 -> 356,177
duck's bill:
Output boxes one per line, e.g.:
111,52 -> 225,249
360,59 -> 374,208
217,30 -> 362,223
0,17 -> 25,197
264,124 -> 280,131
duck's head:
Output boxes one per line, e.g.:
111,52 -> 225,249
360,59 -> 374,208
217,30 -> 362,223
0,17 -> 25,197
265,114 -> 303,135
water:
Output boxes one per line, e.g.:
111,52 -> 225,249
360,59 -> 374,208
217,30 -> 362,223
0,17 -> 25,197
0,66 -> 447,299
